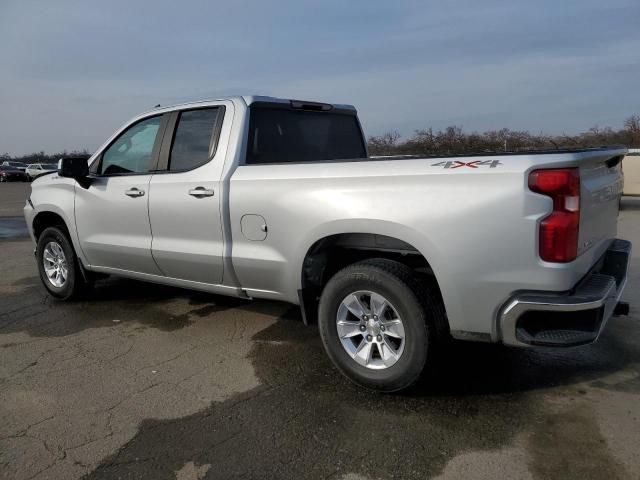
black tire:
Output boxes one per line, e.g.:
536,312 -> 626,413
36,226 -> 89,300
318,258 -> 445,392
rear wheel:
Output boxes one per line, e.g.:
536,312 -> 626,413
36,226 -> 90,300
318,258 -> 445,392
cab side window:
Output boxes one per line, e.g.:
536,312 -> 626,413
168,108 -> 221,171
98,116 -> 162,175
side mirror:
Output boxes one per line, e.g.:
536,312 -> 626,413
58,157 -> 91,187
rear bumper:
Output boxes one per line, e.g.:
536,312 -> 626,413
499,239 -> 631,347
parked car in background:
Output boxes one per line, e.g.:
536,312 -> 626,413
26,163 -> 57,180
623,149 -> 640,196
1,161 -> 27,172
0,165 -> 28,182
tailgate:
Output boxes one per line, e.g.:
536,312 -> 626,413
578,153 -> 624,257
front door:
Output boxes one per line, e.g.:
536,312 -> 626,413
75,114 -> 166,274
148,105 -> 228,284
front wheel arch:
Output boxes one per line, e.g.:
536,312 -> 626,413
32,212 -> 97,290
33,211 -> 68,240
36,226 -> 90,300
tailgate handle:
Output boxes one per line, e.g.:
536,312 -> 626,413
606,155 -> 623,168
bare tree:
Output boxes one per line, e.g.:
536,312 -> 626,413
367,131 -> 401,156
367,115 -> 640,155
625,115 -> 640,146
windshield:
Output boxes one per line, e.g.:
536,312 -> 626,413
246,106 -> 366,164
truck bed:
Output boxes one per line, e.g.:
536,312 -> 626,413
371,146 -> 627,162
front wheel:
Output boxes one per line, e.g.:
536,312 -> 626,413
36,226 -> 90,300
318,259 -> 445,392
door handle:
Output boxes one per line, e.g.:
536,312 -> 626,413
188,187 -> 214,198
125,188 -> 145,198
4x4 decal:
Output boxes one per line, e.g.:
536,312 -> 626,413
431,160 -> 502,169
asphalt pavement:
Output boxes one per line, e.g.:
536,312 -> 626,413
1,182 -> 639,479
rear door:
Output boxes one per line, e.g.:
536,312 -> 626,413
75,114 -> 167,274
148,102 -> 230,284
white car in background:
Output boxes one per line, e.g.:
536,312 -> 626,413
25,163 -> 57,180
623,149 -> 640,196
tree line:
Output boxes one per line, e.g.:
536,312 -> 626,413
2,115 -> 639,162
367,115 -> 640,156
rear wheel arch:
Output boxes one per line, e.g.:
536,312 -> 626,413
298,233 -> 448,333
317,257 -> 447,391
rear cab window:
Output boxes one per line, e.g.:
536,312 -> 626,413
168,108 -> 222,171
245,103 -> 366,164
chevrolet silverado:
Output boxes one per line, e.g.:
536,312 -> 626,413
24,96 -> 631,391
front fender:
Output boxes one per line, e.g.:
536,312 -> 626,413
29,177 -> 87,265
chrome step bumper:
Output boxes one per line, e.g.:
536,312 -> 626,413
499,239 -> 632,347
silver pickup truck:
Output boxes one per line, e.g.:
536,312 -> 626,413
24,96 -> 631,391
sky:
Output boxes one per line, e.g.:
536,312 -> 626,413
1,0 -> 639,156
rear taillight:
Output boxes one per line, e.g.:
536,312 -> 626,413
528,168 -> 580,262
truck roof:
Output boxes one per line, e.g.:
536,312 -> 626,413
142,96 -> 357,116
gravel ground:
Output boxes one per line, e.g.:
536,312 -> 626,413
1,182 -> 639,480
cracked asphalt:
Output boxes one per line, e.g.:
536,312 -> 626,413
1,182 -> 639,480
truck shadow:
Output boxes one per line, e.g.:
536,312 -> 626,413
3,275 -> 639,397
3,274 -> 636,478
84,306 -> 637,480
0,275 -> 284,336
254,306 -> 640,397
